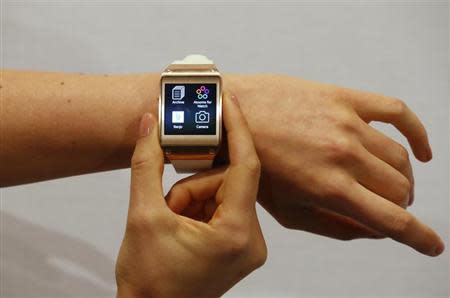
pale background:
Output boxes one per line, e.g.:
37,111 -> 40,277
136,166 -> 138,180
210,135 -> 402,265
1,1 -> 449,297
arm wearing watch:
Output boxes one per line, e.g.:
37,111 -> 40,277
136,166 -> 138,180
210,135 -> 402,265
0,66 -> 444,256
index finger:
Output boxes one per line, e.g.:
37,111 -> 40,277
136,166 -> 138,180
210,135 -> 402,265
324,182 -> 445,256
221,92 -> 261,212
343,89 -> 432,162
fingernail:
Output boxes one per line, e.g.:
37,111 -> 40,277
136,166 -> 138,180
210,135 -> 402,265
139,113 -> 154,137
231,94 -> 240,107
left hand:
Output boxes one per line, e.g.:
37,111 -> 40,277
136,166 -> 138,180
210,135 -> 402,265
214,74 -> 444,256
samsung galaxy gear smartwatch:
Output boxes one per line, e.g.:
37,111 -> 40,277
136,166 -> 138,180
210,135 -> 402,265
159,55 -> 222,173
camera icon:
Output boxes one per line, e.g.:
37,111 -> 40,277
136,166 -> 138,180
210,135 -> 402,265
195,111 -> 210,124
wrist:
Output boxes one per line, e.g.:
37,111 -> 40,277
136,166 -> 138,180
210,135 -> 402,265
223,73 -> 278,96
132,73 -> 160,118
110,72 -> 159,168
223,73 -> 276,139
223,73 -> 277,201
223,73 -> 278,119
223,73 -> 252,99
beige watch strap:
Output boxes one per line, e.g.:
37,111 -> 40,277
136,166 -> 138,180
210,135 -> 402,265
171,159 -> 214,173
167,54 -> 217,72
165,147 -> 217,173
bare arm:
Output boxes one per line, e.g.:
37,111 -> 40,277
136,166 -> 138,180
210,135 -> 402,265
1,69 -> 444,256
1,70 -> 159,185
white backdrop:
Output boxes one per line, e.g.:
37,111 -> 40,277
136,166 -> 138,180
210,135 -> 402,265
1,1 -> 449,297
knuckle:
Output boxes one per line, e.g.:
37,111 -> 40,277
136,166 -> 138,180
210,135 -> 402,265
250,241 -> 268,269
396,177 -> 411,207
130,151 -> 143,168
389,213 -> 414,236
390,98 -> 408,116
243,156 -> 261,175
131,152 -> 149,169
396,146 -> 410,168
131,154 -> 163,173
231,232 -> 251,254
221,230 -> 251,258
170,181 -> 188,197
321,173 -> 352,199
127,210 -> 169,232
324,136 -> 358,163
127,211 -> 149,232
341,120 -> 359,135
338,113 -> 360,134
334,87 -> 351,101
216,228 -> 267,271
400,177 -> 412,196
131,146 -> 163,169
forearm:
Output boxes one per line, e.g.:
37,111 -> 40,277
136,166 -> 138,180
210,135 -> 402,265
0,70 -> 253,186
1,70 -> 160,186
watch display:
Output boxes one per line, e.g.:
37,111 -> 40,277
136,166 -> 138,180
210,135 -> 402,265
163,83 -> 217,135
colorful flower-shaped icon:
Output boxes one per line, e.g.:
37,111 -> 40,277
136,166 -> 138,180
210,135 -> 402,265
196,85 -> 209,100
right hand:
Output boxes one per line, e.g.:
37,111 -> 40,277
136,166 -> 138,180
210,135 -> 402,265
116,92 -> 266,298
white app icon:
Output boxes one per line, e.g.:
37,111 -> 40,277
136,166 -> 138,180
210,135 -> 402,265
172,111 -> 184,123
172,86 -> 185,100
195,111 -> 210,123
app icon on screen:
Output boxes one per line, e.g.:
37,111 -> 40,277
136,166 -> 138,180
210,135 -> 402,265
196,86 -> 209,100
172,86 -> 185,100
172,111 -> 184,123
195,111 -> 210,123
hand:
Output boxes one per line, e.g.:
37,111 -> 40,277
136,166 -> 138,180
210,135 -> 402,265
221,74 -> 444,256
115,93 -> 267,298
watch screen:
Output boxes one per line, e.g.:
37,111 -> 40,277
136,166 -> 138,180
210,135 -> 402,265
164,83 -> 217,135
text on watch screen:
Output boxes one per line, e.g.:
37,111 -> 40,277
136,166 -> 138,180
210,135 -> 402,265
164,83 -> 217,135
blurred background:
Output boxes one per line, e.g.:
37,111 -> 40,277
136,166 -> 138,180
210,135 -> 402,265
1,1 -> 449,297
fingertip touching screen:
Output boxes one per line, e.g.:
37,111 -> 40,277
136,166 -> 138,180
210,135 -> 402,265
163,83 -> 217,135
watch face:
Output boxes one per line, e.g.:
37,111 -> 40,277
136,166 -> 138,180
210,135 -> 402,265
163,83 -> 217,135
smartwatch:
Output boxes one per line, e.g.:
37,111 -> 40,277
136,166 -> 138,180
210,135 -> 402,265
159,55 -> 222,173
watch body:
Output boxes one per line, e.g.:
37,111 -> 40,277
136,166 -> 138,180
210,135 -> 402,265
159,55 -> 222,173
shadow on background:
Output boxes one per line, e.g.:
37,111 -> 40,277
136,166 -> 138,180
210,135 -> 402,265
1,211 -> 115,298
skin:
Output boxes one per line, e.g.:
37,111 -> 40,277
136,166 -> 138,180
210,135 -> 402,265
0,70 -> 445,256
115,94 -> 266,297
221,75 -> 444,256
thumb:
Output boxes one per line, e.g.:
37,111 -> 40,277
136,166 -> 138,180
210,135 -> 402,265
166,167 -> 226,214
129,113 -> 166,213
